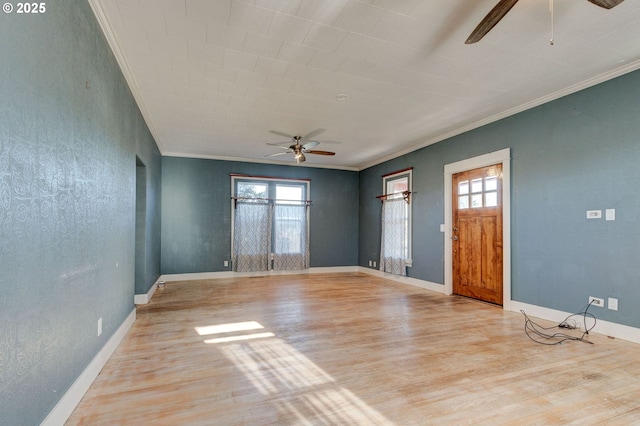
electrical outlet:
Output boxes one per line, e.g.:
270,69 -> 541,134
224,260 -> 229,267
97,317 -> 103,336
606,209 -> 616,221
373,261 -> 376,268
589,297 -> 604,307
608,297 -> 618,311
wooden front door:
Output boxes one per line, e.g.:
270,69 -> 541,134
452,164 -> 503,305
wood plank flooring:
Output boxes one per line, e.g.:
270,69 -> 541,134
67,273 -> 640,425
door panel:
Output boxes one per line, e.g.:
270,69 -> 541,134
453,164 -> 503,305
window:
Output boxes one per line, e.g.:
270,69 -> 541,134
457,175 -> 498,209
237,182 -> 268,200
231,175 -> 310,272
380,168 -> 412,276
274,184 -> 305,255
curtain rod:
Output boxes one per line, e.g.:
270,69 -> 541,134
231,196 -> 312,207
230,173 -> 311,182
375,190 -> 411,204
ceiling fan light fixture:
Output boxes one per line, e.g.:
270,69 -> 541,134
266,131 -> 334,164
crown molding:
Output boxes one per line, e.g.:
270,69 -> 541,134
163,152 -> 359,171
357,58 -> 640,171
88,0 -> 165,153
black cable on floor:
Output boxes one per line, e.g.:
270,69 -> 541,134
521,301 -> 596,345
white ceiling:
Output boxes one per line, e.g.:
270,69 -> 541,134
90,0 -> 640,171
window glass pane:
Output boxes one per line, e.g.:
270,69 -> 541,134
458,180 -> 469,195
471,178 -> 483,193
485,192 -> 497,207
471,193 -> 483,208
276,185 -> 303,204
275,205 -> 304,253
458,195 -> 469,209
387,177 -> 408,199
485,176 -> 497,191
237,182 -> 268,200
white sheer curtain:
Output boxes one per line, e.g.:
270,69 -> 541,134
380,197 -> 408,276
273,204 -> 309,271
233,201 -> 272,272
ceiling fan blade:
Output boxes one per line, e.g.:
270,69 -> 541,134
305,150 -> 335,156
269,130 -> 295,139
266,142 -> 293,148
302,141 -> 319,150
587,0 -> 624,9
465,0 -> 520,44
301,128 -> 325,141
265,152 -> 290,157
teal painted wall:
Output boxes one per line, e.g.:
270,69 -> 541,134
359,69 -> 640,328
161,157 -> 358,273
0,1 -> 161,424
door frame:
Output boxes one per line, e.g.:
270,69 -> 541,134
444,148 -> 511,310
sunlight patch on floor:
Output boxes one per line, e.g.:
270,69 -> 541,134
197,321 -> 393,425
220,339 -> 334,393
203,332 -> 275,344
195,321 -> 264,336
276,387 -> 392,425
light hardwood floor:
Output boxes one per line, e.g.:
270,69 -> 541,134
67,273 -> 640,425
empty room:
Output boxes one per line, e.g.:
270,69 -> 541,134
3,0 -> 640,424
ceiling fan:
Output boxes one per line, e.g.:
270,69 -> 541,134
465,0 -> 624,44
265,129 -> 336,164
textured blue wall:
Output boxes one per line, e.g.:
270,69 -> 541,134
161,157 -> 358,273
0,1 -> 160,424
360,69 -> 640,328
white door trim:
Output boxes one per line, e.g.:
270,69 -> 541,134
444,148 -> 511,310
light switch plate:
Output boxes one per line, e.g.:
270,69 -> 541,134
586,210 -> 601,219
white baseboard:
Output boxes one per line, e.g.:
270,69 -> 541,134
510,301 -> 640,345
307,266 -> 361,274
41,309 -> 136,426
357,267 -> 445,293
134,281 -> 158,305
159,266 -> 360,283
159,266 -> 444,294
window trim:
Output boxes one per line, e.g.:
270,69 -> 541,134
382,168 -> 413,266
230,174 -> 310,269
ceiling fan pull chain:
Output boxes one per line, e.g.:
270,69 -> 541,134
549,0 -> 554,45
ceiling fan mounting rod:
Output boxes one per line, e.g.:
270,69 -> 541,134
466,0 -> 624,44
264,131 -> 336,164
550,0 -> 554,45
